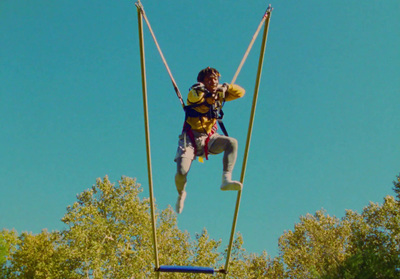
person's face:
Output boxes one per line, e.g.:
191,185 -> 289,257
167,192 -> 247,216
203,74 -> 219,93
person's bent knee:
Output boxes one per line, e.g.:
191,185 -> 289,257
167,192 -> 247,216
228,137 -> 238,151
175,172 -> 187,183
176,166 -> 188,177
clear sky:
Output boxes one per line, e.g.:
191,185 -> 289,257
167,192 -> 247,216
1,1 -> 399,257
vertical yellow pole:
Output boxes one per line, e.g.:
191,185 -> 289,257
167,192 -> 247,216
136,2 -> 160,277
223,7 -> 272,278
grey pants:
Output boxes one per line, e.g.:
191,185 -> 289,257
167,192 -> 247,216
174,132 -> 238,192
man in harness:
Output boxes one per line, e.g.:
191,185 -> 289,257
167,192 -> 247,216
174,67 -> 245,214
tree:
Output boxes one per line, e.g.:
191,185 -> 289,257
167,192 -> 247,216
392,174 -> 400,202
3,174 -> 400,278
273,174 -> 400,279
60,176 -> 156,278
0,229 -> 20,278
223,234 -> 285,279
0,235 -> 7,266
277,210 -> 350,279
2,176 -> 231,278
3,229 -> 75,279
338,195 -> 400,278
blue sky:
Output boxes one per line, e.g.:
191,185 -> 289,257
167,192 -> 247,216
1,1 -> 399,257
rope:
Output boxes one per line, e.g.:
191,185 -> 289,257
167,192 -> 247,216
135,2 -> 185,108
136,2 -> 160,277
231,5 -> 272,85
223,6 -> 272,278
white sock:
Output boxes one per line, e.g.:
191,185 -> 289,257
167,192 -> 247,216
175,191 -> 187,214
220,171 -> 242,191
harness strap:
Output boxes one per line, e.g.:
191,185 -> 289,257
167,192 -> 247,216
184,103 -> 229,137
182,122 -> 217,160
183,122 -> 197,157
203,123 -> 218,160
218,119 -> 229,137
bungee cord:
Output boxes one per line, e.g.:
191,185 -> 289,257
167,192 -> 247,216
231,5 -> 272,85
135,1 -> 184,108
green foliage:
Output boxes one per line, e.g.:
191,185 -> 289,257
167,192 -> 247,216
225,236 -> 285,279
393,174 -> 400,202
2,173 -> 400,278
4,229 -> 74,279
223,233 -> 248,278
338,196 -> 400,279
60,176 -> 155,278
192,229 -> 221,269
0,230 -> 19,279
0,235 -> 7,266
276,175 -> 400,279
1,176 -> 239,278
278,210 -> 350,279
0,234 -> 10,278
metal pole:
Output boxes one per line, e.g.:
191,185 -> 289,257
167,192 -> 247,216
136,2 -> 160,277
223,6 -> 272,278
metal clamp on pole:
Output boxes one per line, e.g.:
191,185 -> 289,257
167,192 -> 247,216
265,4 -> 273,16
135,1 -> 144,14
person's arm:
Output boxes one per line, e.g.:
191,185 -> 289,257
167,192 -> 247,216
187,83 -> 206,104
224,84 -> 245,101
